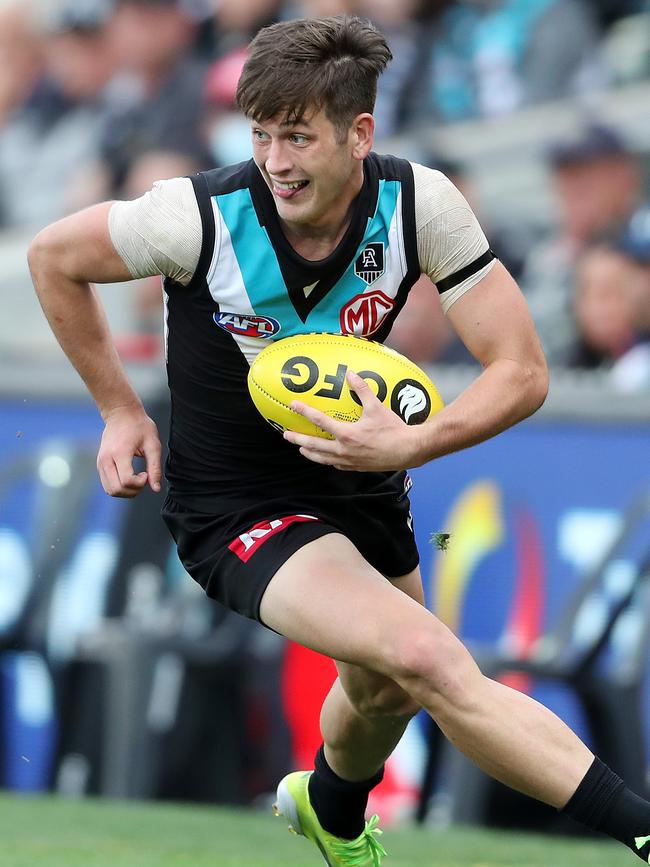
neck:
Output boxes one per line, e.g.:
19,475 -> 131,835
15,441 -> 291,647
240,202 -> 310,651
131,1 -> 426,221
282,209 -> 352,260
281,164 -> 364,260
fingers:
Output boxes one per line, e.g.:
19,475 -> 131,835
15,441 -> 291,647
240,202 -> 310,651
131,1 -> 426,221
143,437 -> 162,492
115,454 -> 148,494
283,428 -> 330,449
97,413 -> 163,498
97,456 -> 138,498
347,370 -> 380,409
298,447 -> 349,471
98,456 -> 146,498
288,400 -> 342,438
288,372 -> 381,439
97,451 -> 148,498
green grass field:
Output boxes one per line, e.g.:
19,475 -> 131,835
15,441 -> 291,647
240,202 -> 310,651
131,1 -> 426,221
1,792 -> 632,867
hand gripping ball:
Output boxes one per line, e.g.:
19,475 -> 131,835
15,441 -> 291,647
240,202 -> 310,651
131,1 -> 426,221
247,333 -> 444,438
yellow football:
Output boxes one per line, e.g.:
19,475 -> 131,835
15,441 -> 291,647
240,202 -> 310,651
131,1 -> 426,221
247,333 -> 444,438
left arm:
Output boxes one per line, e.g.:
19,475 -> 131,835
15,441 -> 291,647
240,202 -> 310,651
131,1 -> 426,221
412,259 -> 548,462
285,261 -> 548,471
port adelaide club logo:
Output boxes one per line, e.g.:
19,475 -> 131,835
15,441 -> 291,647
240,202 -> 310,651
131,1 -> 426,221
354,243 -> 385,285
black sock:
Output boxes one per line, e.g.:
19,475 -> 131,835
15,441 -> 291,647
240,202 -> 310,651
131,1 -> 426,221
307,744 -> 384,840
561,757 -> 650,861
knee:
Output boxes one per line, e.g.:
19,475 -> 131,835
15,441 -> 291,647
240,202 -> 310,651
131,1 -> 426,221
386,628 -> 482,718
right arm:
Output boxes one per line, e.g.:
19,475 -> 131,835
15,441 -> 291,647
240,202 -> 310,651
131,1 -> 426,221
28,201 -> 163,497
29,176 -> 202,497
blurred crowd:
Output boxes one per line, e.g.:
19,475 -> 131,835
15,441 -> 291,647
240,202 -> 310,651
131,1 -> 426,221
1,0 -> 650,387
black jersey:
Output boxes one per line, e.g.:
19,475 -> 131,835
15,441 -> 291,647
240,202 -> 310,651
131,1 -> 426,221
163,153 -> 421,512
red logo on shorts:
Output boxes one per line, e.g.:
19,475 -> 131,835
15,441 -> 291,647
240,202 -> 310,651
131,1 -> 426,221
228,514 -> 319,562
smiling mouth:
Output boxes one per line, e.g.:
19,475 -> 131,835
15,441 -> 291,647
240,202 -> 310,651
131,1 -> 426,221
272,180 -> 310,199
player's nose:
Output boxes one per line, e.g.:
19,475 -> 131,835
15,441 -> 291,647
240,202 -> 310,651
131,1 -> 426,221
265,139 -> 293,176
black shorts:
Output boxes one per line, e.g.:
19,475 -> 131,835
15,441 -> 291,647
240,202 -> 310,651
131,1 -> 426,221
161,480 -> 419,623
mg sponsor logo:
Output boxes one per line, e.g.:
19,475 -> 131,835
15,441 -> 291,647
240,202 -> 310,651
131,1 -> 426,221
228,514 -> 319,562
214,312 -> 281,339
340,290 -> 395,336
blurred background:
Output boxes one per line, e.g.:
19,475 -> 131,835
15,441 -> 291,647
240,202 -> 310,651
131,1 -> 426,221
1,0 -> 650,839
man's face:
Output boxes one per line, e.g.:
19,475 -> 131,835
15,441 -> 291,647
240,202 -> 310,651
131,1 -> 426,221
554,156 -> 640,246
575,248 -> 640,354
251,107 -> 366,232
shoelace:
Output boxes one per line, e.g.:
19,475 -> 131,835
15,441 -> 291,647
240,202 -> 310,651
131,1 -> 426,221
330,815 -> 387,866
635,835 -> 650,864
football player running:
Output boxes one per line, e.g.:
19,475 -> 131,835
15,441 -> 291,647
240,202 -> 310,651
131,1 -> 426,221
29,15 -> 650,867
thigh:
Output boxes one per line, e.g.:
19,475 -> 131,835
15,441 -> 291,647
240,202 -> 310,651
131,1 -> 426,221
335,566 -> 425,708
259,534 -> 437,672
162,496 -> 336,620
162,479 -> 418,623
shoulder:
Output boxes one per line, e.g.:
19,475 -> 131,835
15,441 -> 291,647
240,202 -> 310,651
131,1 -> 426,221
410,161 -> 469,217
108,175 -> 202,284
109,175 -> 201,246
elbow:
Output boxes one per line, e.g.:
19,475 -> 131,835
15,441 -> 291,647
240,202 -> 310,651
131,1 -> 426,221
527,355 -> 549,414
27,227 -> 57,280
28,225 -> 71,294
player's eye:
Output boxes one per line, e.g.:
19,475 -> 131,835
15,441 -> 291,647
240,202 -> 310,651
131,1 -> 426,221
290,134 -> 308,145
252,129 -> 269,141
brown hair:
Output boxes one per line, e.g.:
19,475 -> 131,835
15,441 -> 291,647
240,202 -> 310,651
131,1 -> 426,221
236,15 -> 392,141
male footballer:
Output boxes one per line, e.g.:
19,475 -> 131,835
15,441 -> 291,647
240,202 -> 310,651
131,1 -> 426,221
29,15 -> 650,867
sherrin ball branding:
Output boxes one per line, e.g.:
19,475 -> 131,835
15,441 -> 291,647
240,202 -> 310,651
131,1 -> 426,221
247,333 -> 444,438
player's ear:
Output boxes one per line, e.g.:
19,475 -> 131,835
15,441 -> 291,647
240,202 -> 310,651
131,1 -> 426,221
351,113 -> 374,160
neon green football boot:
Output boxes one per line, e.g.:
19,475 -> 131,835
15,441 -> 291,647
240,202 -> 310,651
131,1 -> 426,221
273,771 -> 386,866
635,835 -> 650,863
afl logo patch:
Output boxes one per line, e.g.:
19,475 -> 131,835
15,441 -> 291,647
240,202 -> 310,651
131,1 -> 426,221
213,312 -> 281,339
355,243 -> 385,285
391,379 -> 431,425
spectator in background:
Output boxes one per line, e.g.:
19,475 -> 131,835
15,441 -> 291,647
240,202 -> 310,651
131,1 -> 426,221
353,0 -> 424,138
203,47 -> 253,167
609,205 -> 650,391
0,1 -> 42,132
592,0 -> 648,29
211,0 -> 282,55
618,205 -> 650,332
568,242 -> 650,391
521,122 -> 644,364
0,0 -> 116,230
411,0 -> 604,126
568,245 -> 645,370
285,0 -> 352,14
81,0 -> 210,202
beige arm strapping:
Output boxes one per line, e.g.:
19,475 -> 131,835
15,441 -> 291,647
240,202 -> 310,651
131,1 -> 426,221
108,176 -> 202,286
412,162 -> 496,312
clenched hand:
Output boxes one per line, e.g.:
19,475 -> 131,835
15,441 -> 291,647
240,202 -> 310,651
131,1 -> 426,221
283,370 -> 425,472
97,406 -> 162,497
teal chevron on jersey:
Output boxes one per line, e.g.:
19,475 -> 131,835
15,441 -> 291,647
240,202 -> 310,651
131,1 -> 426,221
304,179 -> 401,334
215,179 -> 402,338
215,188 -> 297,327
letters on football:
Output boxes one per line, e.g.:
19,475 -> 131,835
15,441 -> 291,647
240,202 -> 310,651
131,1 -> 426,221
247,333 -> 444,438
